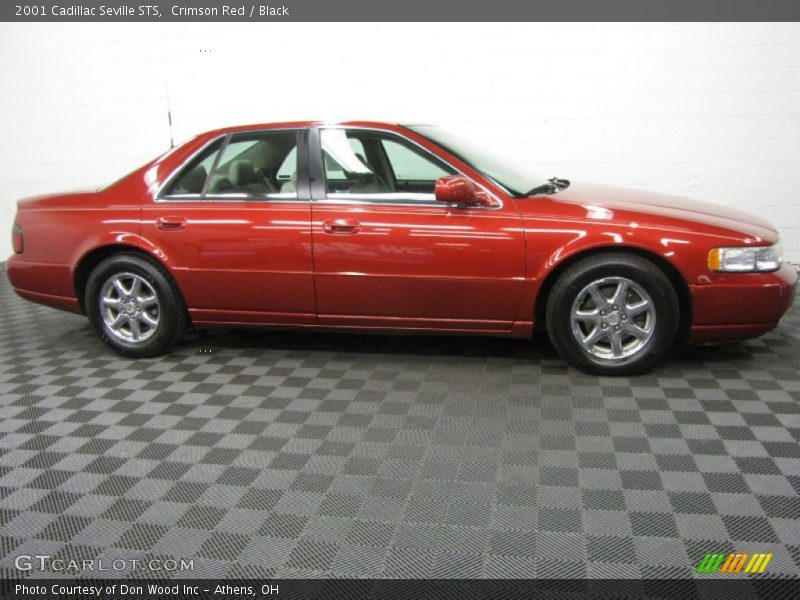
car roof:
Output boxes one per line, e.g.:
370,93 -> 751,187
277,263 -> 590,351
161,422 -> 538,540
201,120 -> 408,137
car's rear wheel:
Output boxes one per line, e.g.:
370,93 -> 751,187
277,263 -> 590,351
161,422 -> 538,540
85,254 -> 187,358
545,253 -> 679,375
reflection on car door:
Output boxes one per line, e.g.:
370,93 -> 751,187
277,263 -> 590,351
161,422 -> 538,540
310,127 -> 526,333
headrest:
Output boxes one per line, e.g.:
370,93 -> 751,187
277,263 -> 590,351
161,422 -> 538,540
229,160 -> 256,187
208,174 -> 232,193
182,165 -> 207,194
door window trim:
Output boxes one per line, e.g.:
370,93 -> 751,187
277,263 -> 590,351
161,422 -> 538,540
310,125 -> 504,210
156,127 -> 311,203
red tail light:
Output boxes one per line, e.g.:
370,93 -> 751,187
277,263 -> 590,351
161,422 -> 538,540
12,223 -> 23,254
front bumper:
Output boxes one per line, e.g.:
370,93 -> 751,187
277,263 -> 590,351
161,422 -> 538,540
689,262 -> 797,344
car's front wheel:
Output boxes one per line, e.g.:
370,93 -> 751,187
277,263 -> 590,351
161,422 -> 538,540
546,253 -> 680,375
85,254 -> 188,358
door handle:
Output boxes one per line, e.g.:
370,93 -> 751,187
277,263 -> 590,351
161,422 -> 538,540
322,219 -> 361,234
156,216 -> 187,231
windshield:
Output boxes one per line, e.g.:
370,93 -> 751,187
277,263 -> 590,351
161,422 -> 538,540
407,125 -> 548,197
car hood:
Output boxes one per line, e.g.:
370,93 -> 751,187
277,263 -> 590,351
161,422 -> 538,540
535,182 -> 778,243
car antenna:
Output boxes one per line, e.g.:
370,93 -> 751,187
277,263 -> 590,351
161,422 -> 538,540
165,81 -> 175,149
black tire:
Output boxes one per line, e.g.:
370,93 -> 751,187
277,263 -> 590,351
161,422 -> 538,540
85,254 -> 188,358
545,253 -> 679,375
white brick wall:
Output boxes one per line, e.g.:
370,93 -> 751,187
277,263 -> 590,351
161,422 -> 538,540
1,22 -> 799,261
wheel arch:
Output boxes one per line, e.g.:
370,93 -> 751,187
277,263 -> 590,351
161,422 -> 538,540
73,243 -> 183,315
534,245 -> 693,344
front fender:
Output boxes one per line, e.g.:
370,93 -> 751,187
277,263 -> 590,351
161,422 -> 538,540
515,216 -> 716,326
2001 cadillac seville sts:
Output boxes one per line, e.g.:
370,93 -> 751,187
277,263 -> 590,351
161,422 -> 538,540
6,121 -> 797,374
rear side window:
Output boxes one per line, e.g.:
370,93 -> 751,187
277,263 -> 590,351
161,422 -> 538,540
276,147 -> 298,181
162,138 -> 223,197
162,129 -> 300,199
208,130 -> 298,198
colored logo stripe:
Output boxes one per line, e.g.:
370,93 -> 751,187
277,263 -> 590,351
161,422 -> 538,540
744,553 -> 773,574
719,553 -> 748,573
697,552 -> 773,574
697,553 -> 725,573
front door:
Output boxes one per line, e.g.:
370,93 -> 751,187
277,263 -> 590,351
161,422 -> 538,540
310,126 -> 526,333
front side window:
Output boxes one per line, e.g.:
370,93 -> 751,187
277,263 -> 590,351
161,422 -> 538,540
320,128 -> 454,202
162,129 -> 300,199
407,125 -> 548,197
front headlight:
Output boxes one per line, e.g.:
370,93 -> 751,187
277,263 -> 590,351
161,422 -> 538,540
708,243 -> 782,272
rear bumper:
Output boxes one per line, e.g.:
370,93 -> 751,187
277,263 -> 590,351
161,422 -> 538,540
6,255 -> 81,314
689,262 -> 797,344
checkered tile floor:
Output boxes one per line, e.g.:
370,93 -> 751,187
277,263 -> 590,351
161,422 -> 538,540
1,268 -> 799,579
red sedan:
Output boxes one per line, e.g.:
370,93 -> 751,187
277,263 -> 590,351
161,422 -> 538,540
6,121 -> 796,374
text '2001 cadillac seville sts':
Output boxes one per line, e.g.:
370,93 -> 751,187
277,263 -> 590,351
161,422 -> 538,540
6,121 -> 796,374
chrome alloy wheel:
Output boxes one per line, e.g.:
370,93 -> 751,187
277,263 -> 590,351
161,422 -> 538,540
99,272 -> 161,343
570,276 -> 656,360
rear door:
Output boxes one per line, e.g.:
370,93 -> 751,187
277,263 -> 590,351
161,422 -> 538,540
141,127 -> 316,327
309,126 -> 526,333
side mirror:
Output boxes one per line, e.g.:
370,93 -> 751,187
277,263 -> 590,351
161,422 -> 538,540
434,176 -> 498,208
